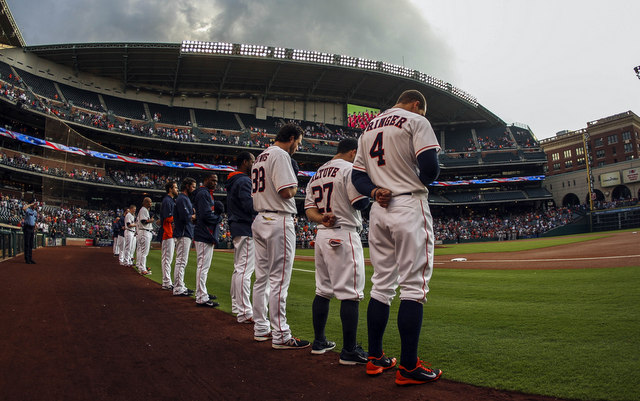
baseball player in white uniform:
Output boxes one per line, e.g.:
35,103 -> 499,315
352,90 -> 443,385
136,197 -> 155,275
160,181 -> 178,290
251,123 -> 310,349
305,138 -> 370,364
122,205 -> 137,267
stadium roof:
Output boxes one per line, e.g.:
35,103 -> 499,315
22,40 -> 504,127
0,0 -> 25,48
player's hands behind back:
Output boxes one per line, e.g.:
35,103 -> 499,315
373,188 -> 392,208
321,212 -> 336,228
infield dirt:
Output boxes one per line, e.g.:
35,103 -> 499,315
3,233 -> 635,400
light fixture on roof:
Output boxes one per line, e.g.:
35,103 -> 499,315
635,65 -> 640,80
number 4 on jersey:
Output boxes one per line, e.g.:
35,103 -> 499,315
369,131 -> 386,166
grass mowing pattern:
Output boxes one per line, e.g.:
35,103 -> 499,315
144,237 -> 639,401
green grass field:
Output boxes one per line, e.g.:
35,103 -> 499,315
144,232 -> 639,401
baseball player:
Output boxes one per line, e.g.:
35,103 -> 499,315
304,138 -> 370,364
118,208 -> 127,265
192,173 -> 224,307
226,151 -> 257,323
160,181 -> 178,290
112,215 -> 121,257
135,197 -> 155,275
122,205 -> 137,267
251,123 -> 310,349
173,177 -> 196,297
352,90 -> 443,385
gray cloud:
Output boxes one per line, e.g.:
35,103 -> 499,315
8,0 -> 454,80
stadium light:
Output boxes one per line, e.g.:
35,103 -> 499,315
635,65 -> 640,80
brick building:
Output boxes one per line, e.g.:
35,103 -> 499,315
540,111 -> 640,206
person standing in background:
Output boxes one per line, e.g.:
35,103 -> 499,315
227,151 -> 257,323
22,200 -> 37,264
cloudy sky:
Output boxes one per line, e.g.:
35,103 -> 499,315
7,0 -> 640,139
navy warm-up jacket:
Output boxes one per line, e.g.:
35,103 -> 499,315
226,171 -> 256,238
192,186 -> 223,244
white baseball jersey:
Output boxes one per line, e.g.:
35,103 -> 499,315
124,212 -> 136,232
305,158 -> 366,301
304,158 -> 366,231
136,206 -> 152,231
353,107 -> 440,194
251,145 -> 297,214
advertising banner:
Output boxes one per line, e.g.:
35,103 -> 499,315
599,171 -> 621,187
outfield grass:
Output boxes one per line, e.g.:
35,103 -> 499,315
144,233 -> 639,401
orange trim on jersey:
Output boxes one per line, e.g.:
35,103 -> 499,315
276,182 -> 297,192
352,165 -> 367,172
227,171 -> 243,179
415,144 -> 441,155
350,194 -> 366,203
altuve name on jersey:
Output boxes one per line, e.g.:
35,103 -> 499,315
309,166 -> 340,183
364,114 -> 407,133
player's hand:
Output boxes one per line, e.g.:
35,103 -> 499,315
374,188 -> 392,208
321,212 -> 336,228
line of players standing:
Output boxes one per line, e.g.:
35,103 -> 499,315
110,90 -> 443,386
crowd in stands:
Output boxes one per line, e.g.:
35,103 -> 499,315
0,195 -> 114,239
1,151 -> 106,183
477,131 -> 516,150
433,207 -> 577,241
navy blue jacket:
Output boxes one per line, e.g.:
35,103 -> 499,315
174,192 -> 195,239
192,186 -> 223,244
226,171 -> 256,238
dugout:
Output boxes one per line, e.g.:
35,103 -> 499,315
590,206 -> 640,232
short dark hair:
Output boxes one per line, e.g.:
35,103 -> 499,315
165,181 -> 176,193
337,138 -> 358,154
236,151 -> 254,167
275,123 -> 303,143
180,177 -> 196,191
396,90 -> 426,111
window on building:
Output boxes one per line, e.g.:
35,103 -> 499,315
626,155 -> 635,161
596,149 -> 605,158
577,157 -> 585,165
612,147 -> 617,156
624,143 -> 633,153
563,149 -> 572,158
552,152 -> 560,161
597,161 -> 606,167
553,163 -> 561,170
594,138 -> 603,147
622,131 -> 631,141
575,147 -> 584,156
565,160 -> 573,168
607,135 -> 618,145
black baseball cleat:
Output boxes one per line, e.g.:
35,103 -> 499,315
185,288 -> 195,296
366,353 -> 397,376
174,291 -> 191,297
208,293 -> 217,300
339,345 -> 368,365
395,359 -> 442,386
196,300 -> 219,307
272,337 -> 310,350
311,339 -> 336,355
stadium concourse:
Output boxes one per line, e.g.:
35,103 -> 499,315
0,244 -> 583,401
